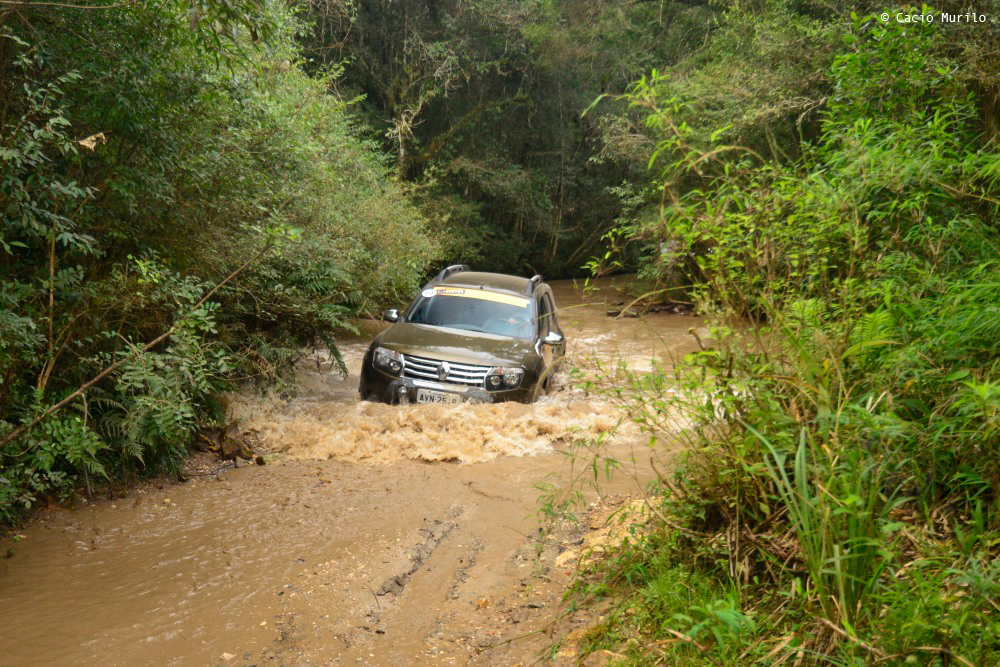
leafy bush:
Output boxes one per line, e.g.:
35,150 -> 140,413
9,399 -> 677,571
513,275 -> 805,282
0,1 -> 435,522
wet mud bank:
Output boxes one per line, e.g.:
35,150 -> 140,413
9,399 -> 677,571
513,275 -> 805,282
0,277 -> 703,665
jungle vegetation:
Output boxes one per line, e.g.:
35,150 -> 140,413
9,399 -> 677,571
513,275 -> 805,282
560,2 -> 1000,665
0,0 -> 438,520
2,0 -> 998,662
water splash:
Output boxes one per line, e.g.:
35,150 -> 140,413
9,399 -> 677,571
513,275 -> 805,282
234,392 -> 627,464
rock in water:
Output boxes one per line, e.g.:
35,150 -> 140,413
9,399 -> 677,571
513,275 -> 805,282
197,421 -> 255,465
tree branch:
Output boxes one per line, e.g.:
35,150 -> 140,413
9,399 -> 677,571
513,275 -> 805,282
0,241 -> 273,450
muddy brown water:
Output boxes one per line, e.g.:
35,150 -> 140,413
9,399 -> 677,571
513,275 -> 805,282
0,278 -> 703,666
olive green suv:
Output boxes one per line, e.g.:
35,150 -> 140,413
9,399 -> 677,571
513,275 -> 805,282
359,266 -> 566,404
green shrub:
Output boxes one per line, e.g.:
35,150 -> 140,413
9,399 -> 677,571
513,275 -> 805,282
563,8 -> 1000,665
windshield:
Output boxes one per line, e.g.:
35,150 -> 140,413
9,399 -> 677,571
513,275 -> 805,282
406,290 -> 534,338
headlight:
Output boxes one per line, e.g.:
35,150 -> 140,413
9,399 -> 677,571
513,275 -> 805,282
373,347 -> 403,375
485,366 -> 523,390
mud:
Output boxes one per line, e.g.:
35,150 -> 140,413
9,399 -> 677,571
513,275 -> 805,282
0,277 -> 702,666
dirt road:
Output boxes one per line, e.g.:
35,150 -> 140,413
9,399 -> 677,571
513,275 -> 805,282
0,278 -> 701,666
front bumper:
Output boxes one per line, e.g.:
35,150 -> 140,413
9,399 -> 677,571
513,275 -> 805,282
360,366 -> 533,404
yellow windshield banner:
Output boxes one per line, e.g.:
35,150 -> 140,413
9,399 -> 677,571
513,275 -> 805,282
432,286 -> 530,308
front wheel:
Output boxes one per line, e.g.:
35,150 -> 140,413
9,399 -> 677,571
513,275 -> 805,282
539,364 -> 559,395
359,377 -> 377,402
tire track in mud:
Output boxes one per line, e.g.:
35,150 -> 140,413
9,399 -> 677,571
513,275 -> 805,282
255,502 -> 476,665
376,508 -> 462,597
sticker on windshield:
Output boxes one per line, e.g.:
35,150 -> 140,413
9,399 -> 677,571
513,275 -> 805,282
421,288 -> 436,298
432,286 -> 529,307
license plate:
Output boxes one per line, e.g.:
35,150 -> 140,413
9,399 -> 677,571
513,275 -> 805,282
416,388 -> 461,404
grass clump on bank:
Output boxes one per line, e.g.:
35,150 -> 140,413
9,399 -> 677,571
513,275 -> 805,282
562,10 -> 1000,666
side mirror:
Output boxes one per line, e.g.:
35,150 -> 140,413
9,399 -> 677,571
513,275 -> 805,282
542,331 -> 564,346
382,308 -> 400,323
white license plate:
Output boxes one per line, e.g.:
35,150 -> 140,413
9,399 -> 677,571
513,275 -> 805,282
416,388 -> 461,404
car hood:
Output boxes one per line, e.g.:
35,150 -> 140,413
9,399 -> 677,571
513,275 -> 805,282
377,323 -> 533,366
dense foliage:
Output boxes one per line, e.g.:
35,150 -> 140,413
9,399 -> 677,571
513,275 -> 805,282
0,0 -> 435,522
564,3 -> 1000,665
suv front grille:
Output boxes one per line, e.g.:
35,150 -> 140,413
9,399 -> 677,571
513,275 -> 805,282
401,354 -> 491,387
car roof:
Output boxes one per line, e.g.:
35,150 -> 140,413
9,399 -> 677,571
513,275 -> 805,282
435,271 -> 535,295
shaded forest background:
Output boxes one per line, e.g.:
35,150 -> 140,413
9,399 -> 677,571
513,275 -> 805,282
299,0 -> 718,275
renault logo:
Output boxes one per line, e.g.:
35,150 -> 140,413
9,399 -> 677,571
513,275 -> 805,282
437,362 -> 450,382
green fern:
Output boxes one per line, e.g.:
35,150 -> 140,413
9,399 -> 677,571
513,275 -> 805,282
844,309 -> 897,359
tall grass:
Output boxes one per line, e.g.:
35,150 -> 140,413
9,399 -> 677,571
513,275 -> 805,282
759,429 -> 895,635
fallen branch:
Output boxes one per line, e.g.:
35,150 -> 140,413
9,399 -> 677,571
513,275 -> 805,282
637,487 -> 713,538
654,629 -> 724,666
613,287 -> 695,322
650,455 -> 686,501
660,628 -> 710,652
476,608 -> 575,654
817,618 -> 885,659
0,241 -> 272,450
